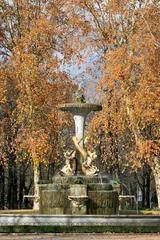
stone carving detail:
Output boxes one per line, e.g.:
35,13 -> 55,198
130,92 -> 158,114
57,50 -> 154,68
75,90 -> 86,103
82,150 -> 99,176
60,136 -> 99,177
60,150 -> 76,176
68,196 -> 88,208
72,136 -> 99,176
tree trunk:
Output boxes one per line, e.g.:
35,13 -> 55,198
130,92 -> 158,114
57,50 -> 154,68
146,167 -> 151,208
153,173 -> 160,208
18,163 -> 26,209
0,165 -> 5,209
142,172 -> 146,208
7,153 -> 18,209
33,164 -> 40,210
151,157 -> 160,209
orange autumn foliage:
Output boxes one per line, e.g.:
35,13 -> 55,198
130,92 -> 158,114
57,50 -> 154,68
76,0 -> 160,206
0,0 -> 77,166
74,0 -> 160,167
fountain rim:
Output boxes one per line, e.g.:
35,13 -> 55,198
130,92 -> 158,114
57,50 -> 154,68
58,103 -> 102,112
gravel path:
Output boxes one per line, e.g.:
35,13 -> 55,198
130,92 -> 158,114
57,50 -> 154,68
0,233 -> 160,240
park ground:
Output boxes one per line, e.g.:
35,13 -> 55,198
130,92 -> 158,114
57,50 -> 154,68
0,233 -> 160,240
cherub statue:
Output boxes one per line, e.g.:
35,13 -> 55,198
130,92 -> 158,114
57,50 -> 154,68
72,136 -> 99,176
75,90 -> 86,103
82,150 -> 99,176
60,150 -> 76,176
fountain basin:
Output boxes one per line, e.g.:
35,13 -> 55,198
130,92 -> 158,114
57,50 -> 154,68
58,103 -> 102,115
39,176 -> 119,215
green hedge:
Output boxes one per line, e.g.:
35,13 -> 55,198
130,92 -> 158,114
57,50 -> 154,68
0,225 -> 160,233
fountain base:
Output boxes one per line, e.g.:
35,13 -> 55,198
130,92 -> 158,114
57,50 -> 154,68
39,175 -> 119,215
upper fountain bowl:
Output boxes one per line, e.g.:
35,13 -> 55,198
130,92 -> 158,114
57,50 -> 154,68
58,103 -> 102,116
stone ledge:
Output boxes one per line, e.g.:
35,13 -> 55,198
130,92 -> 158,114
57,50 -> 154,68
0,215 -> 160,226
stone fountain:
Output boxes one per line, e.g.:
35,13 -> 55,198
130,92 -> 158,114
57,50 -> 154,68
39,95 -> 119,215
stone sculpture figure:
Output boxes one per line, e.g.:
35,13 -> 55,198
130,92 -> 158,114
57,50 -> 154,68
82,150 -> 99,176
72,136 -> 99,176
75,90 -> 86,103
60,150 -> 76,176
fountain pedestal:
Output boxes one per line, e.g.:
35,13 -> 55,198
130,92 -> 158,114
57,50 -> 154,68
59,103 -> 102,175
39,176 -> 119,215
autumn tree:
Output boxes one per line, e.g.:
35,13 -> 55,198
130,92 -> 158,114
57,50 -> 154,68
0,0 -> 78,209
75,0 -> 160,207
